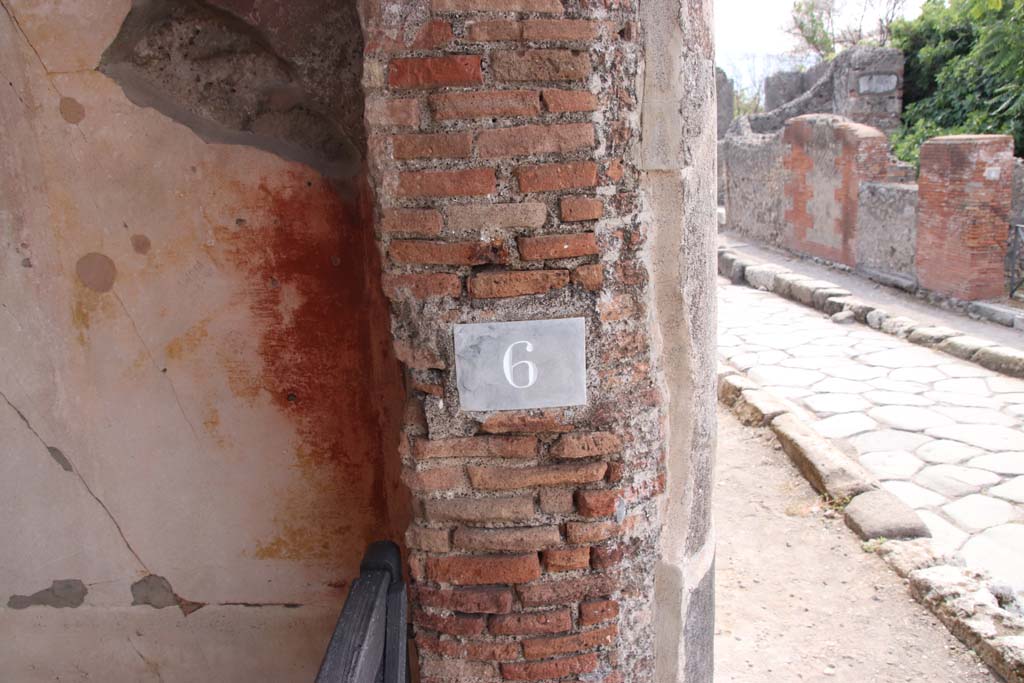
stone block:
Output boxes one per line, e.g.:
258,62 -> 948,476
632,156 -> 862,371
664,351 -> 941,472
844,490 -> 930,540
972,347 -> 1024,378
734,389 -> 790,426
771,413 -> 876,500
744,264 -> 788,291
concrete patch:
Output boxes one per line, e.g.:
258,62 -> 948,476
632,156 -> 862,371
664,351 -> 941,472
8,580 -> 87,609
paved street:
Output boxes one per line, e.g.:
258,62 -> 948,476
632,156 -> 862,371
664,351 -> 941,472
719,281 -> 1024,598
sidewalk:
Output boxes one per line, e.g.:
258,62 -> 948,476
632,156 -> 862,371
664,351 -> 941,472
715,406 -> 999,682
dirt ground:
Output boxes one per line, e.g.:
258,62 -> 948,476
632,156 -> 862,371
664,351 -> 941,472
714,407 -> 1001,682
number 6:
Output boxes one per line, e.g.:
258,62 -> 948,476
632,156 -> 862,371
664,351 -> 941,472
502,341 -> 538,389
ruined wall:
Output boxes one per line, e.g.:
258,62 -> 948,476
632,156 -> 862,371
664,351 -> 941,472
716,67 -> 734,140
1013,158 -> 1024,226
783,114 -> 890,266
916,135 -> 1016,301
357,0 -> 716,679
0,1 -> 406,676
763,62 -> 827,112
855,182 -> 919,280
722,124 -> 786,245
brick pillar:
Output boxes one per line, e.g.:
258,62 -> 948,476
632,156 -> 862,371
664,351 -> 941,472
916,135 -> 1015,301
783,114 -> 889,267
358,0 -> 714,680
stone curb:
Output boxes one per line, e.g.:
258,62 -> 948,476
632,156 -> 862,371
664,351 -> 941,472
718,247 -> 1024,379
718,362 -> 1024,682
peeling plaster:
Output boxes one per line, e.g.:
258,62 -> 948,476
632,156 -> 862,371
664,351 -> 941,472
8,579 -> 88,609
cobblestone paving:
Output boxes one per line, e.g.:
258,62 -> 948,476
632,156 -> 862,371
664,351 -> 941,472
719,282 -> 1024,597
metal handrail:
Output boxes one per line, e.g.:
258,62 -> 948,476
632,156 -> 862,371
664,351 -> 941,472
316,542 -> 408,683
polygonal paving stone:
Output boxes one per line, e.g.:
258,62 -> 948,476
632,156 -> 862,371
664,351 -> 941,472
789,344 -> 851,358
781,357 -> 853,371
932,406 -> 1019,426
859,348 -> 947,369
858,451 -> 924,480
821,365 -> 888,381
812,413 -> 878,439
802,393 -> 872,414
987,376 -> 1024,393
916,510 -> 969,556
863,391 -> 933,406
923,392 -> 1003,409
762,386 -> 814,401
914,465 -> 1002,498
882,480 -> 948,509
1007,405 -> 1024,417
748,366 -> 825,387
850,430 -> 932,454
990,476 -> 1024,503
812,378 -> 874,394
916,440 -> 983,464
926,425 -> 1024,452
868,406 -> 953,432
869,378 -> 929,394
968,452 -> 1024,475
730,350 -> 789,371
937,363 -> 991,379
890,367 -> 946,384
959,524 -> 1024,594
933,378 -> 991,396
942,494 -> 1017,532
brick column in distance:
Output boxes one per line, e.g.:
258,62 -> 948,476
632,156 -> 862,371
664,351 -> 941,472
916,134 -> 1015,301
359,1 -> 663,681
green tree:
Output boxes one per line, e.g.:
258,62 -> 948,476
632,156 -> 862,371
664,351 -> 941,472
892,0 -> 1024,163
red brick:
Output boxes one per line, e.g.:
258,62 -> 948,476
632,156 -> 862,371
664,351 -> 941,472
468,462 -> 607,490
572,264 -> 604,291
382,273 -> 462,300
454,525 -> 562,552
542,546 -> 590,572
566,521 -> 619,544
517,161 -> 597,193
605,158 -> 624,182
467,20 -> 522,41
393,131 -> 473,159
417,634 -> 522,662
420,658 -> 498,682
426,553 -> 542,586
393,339 -> 446,369
390,240 -> 508,266
366,20 -> 453,53
432,0 -> 563,12
538,488 -> 575,514
389,56 -> 484,89
469,270 -> 569,299
478,123 -> 593,158
397,168 -> 495,198
517,232 -> 598,260
501,653 -> 598,681
367,97 -> 420,128
423,496 -> 535,523
493,50 -> 591,82
413,381 -> 444,397
522,624 -> 617,659
414,436 -> 537,459
560,196 -> 603,221
517,574 -> 615,607
522,19 -> 600,41
481,410 -> 574,434
542,89 -> 598,113
414,607 -> 487,636
579,599 -> 619,626
406,526 -> 452,552
380,208 -> 443,236
489,609 -> 572,635
575,489 -> 620,518
416,586 -> 514,614
605,461 -> 624,483
590,543 -> 625,570
430,90 -> 541,120
551,432 -> 622,458
402,465 -> 468,493
447,202 -> 548,231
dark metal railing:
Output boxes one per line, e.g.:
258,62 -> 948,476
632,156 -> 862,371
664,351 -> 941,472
1010,224 -> 1024,297
316,541 -> 408,683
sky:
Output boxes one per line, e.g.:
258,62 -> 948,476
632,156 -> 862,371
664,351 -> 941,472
714,0 -> 927,95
